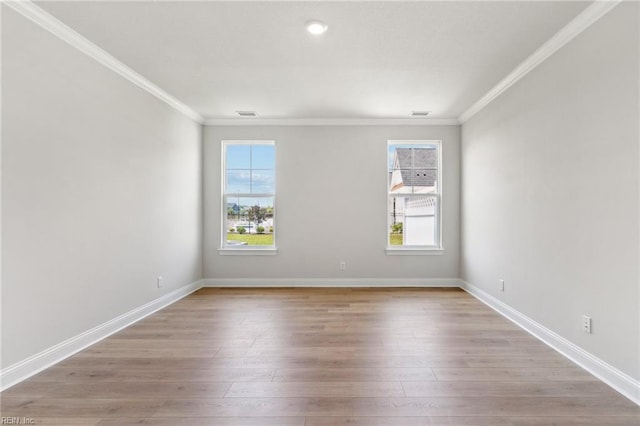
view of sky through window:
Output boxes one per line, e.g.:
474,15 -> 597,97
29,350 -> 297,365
223,142 -> 275,247
225,144 -> 275,206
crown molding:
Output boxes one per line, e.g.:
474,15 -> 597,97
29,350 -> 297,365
4,0 -> 205,124
7,0 -> 620,128
204,117 -> 460,126
458,0 -> 622,124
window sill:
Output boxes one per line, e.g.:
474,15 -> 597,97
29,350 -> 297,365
386,247 -> 444,256
219,247 -> 278,256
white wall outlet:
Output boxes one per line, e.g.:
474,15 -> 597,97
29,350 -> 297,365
339,261 -> 346,271
499,279 -> 505,292
582,315 -> 592,334
157,276 -> 163,288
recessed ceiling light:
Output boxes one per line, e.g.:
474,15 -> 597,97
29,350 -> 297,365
305,20 -> 328,35
236,111 -> 257,117
411,111 -> 431,117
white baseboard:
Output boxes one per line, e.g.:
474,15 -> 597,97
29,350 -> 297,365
0,280 -> 203,392
461,280 -> 640,405
201,277 -> 461,288
3,277 -> 637,407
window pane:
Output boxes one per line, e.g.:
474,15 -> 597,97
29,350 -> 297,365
226,196 -> 274,246
251,169 -> 275,193
389,169 -> 438,194
225,170 -> 251,193
388,141 -> 440,248
389,195 -> 437,246
411,168 -> 438,193
389,169 -> 412,194
388,144 -> 414,171
226,144 -> 251,169
388,145 -> 438,194
421,143 -> 438,150
223,142 -> 276,249
251,144 -> 275,169
388,145 -> 438,170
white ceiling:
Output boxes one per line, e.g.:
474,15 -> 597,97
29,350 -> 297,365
35,1 -> 590,120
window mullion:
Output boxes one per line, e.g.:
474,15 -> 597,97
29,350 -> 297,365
387,141 -> 441,250
222,140 -> 276,250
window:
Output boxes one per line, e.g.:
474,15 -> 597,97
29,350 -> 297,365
222,141 -> 275,252
387,141 -> 442,252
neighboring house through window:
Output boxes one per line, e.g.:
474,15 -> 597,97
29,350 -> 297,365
222,141 -> 275,251
388,141 -> 442,251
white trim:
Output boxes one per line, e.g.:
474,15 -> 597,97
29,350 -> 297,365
221,140 -> 277,250
385,248 -> 443,256
458,0 -> 622,123
4,0 -> 620,127
205,118 -> 460,127
0,280 -> 203,392
461,280 -> 640,406
387,140 -> 443,250
0,3 -> 4,380
2,276 -> 638,406
221,140 -> 275,146
3,0 -> 204,124
218,248 -> 278,256
202,278 -> 460,288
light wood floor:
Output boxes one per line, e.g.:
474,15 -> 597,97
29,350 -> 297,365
2,288 -> 638,425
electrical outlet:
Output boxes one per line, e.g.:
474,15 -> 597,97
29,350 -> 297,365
339,261 -> 346,271
499,279 -> 505,292
157,276 -> 163,288
582,315 -> 592,334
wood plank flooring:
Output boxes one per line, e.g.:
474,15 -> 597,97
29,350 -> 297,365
2,287 -> 638,425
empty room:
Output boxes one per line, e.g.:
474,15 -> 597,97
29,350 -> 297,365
1,0 -> 639,424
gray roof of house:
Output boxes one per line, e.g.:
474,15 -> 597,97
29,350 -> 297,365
395,148 -> 437,187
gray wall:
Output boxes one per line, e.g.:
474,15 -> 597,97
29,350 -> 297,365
461,3 -> 639,380
204,125 -> 460,280
1,8 -> 203,368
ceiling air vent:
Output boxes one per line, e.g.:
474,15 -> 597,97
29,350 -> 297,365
236,111 -> 257,117
411,111 -> 431,117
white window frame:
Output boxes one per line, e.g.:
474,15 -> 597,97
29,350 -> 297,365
386,140 -> 443,255
219,140 -> 277,255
